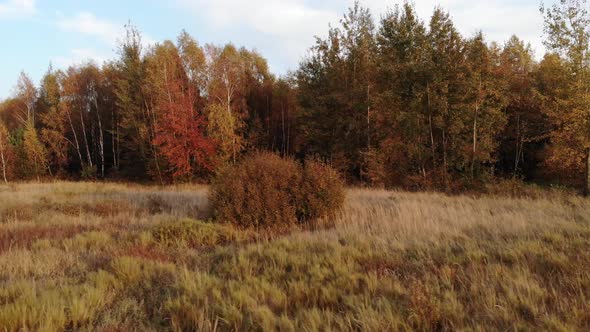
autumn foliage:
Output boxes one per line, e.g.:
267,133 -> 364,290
0,2 -> 589,192
209,152 -> 344,229
298,158 -> 346,222
153,79 -> 216,179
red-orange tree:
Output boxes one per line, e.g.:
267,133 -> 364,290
153,78 -> 216,179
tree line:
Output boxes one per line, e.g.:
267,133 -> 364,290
1,1 -> 589,191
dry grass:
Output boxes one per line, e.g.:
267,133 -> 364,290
0,181 -> 589,331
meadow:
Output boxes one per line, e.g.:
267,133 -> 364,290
0,182 -> 589,331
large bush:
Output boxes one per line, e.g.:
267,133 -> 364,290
209,152 -> 302,229
298,158 -> 346,222
209,152 -> 344,229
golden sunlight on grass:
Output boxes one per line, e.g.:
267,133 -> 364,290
0,182 -> 589,331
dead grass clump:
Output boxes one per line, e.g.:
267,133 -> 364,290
150,219 -> 251,248
117,245 -> 174,263
484,178 -> 574,199
0,224 -> 97,254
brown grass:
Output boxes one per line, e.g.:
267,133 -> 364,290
0,181 -> 588,331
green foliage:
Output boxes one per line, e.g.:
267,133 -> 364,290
296,2 -> 376,180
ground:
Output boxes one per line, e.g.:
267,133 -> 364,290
0,182 -> 589,331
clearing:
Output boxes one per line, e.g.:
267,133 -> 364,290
0,182 -> 589,331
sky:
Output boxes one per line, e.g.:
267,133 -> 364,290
0,0 -> 548,100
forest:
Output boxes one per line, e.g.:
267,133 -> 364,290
2,2 -> 590,330
1,1 -> 589,192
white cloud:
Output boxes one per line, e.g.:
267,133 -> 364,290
177,0 -> 340,66
177,0 -> 546,72
0,0 -> 36,18
57,12 -> 122,45
52,48 -> 108,69
56,11 -> 157,49
359,0 -> 545,57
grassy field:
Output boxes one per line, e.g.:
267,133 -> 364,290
0,182 -> 589,331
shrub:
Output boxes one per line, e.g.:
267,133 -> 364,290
209,152 -> 345,229
210,152 -> 302,229
298,158 -> 346,222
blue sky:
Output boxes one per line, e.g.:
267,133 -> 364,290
0,0 -> 547,100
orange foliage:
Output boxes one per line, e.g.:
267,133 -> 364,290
153,78 -> 216,179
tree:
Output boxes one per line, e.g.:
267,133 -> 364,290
114,24 -> 160,179
541,0 -> 590,190
297,1 -> 376,180
101,63 -> 121,172
464,33 -> 508,179
206,44 -> 254,163
153,74 -> 216,179
341,2 -> 378,181
38,66 -> 69,176
143,37 -> 216,179
0,97 -> 26,132
270,78 -> 298,156
177,30 -> 208,93
15,72 -> 37,124
60,66 -> 87,173
0,121 -> 10,183
60,63 -> 109,178
22,122 -> 47,180
239,47 -> 274,152
424,7 -> 467,186
497,36 -> 547,179
375,1 -> 429,186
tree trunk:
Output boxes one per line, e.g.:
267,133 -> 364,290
286,103 -> 290,155
80,109 -> 93,168
513,115 -> 521,178
143,96 -> 163,185
281,99 -> 286,156
267,95 -> 272,151
0,148 -> 7,184
427,84 -> 436,168
227,91 -> 236,164
442,128 -> 448,187
67,110 -> 84,166
112,106 -> 118,170
585,147 -> 590,196
471,107 -> 478,179
471,78 -> 482,180
94,98 -> 105,178
367,84 -> 371,150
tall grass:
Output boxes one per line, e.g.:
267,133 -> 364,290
0,182 -> 588,331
